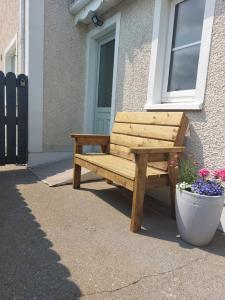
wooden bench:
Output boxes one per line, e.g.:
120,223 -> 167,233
71,112 -> 188,232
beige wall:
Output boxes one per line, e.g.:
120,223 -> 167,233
0,0 -> 19,72
42,0 -> 225,173
43,0 -> 87,151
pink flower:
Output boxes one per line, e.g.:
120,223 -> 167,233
198,168 -> 210,178
212,169 -> 225,181
218,169 -> 225,181
212,170 -> 220,178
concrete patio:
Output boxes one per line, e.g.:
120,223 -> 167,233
0,165 -> 225,299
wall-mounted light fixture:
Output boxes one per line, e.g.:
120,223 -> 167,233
92,15 -> 103,27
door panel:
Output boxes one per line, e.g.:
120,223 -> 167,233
94,38 -> 115,135
95,108 -> 111,134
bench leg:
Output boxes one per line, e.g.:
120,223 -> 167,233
169,185 -> 176,219
73,164 -> 81,189
130,154 -> 147,233
168,153 -> 179,219
73,144 -> 82,189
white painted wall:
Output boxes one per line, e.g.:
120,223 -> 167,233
25,0 -> 44,165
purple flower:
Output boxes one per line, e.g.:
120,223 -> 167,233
191,178 -> 224,196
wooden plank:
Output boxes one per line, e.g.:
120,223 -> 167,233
17,74 -> 28,164
110,143 -> 167,163
110,144 -> 134,161
0,72 -> 5,165
149,161 -> 168,171
111,133 -> 174,149
71,134 -> 110,139
145,176 -> 169,191
71,135 -> 110,145
112,122 -> 178,141
115,112 -> 184,126
130,154 -> 148,232
110,143 -> 168,171
75,156 -> 134,191
175,114 -> 189,146
75,153 -> 167,180
6,72 -> 16,164
130,146 -> 185,154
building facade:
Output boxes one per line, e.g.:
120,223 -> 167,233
1,0 -> 225,215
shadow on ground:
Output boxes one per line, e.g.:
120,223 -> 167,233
81,184 -> 225,258
0,168 -> 81,299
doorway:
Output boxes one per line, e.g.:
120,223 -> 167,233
84,13 -> 121,135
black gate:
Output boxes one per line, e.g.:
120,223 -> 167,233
0,71 -> 28,165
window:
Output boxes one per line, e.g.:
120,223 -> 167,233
146,0 -> 216,110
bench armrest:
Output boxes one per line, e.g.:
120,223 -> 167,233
71,134 -> 110,145
130,146 -> 185,154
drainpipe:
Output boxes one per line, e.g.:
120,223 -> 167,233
19,0 -> 25,74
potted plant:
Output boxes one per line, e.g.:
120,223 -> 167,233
175,156 -> 225,246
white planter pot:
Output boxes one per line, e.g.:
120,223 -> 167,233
176,186 -> 224,246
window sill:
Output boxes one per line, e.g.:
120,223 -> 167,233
144,102 -> 203,111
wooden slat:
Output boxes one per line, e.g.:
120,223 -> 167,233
145,176 -> 169,191
110,144 -> 134,160
112,122 -> 178,141
131,146 -> 185,154
75,156 -> 134,191
115,112 -> 184,126
149,161 -> 168,171
75,153 -> 167,180
17,74 -> 28,164
6,72 -> 16,164
111,133 -> 174,149
0,72 -> 5,165
175,114 -> 189,146
71,134 -> 110,145
110,144 -> 166,161
110,144 -> 168,171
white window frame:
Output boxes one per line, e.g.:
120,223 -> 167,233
4,34 -> 18,74
145,0 -> 216,110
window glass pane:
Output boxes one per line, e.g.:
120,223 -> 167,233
97,39 -> 115,108
167,44 -> 200,92
172,0 -> 206,48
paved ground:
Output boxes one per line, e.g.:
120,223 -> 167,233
0,166 -> 225,300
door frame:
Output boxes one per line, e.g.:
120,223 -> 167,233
4,34 -> 18,74
84,12 -> 121,134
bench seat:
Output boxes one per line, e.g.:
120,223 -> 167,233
75,153 -> 167,180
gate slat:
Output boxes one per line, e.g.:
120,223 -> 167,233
17,74 -> 28,164
6,72 -> 17,164
0,71 -> 5,165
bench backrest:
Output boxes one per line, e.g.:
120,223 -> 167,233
110,112 -> 189,171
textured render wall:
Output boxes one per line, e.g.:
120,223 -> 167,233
185,0 -> 225,170
0,0 -> 19,71
43,0 -> 87,151
106,0 -> 154,112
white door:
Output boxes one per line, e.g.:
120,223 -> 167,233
94,35 -> 115,134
